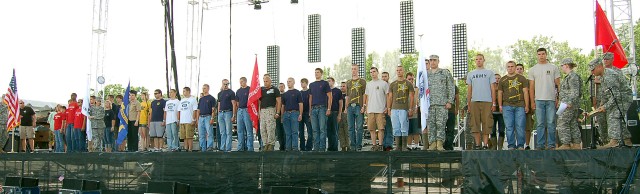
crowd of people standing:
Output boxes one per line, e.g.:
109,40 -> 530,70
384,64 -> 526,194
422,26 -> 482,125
0,48 -> 634,153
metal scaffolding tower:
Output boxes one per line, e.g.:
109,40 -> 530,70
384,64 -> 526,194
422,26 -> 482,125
89,0 -> 109,96
608,0 -> 638,98
185,0 -> 204,94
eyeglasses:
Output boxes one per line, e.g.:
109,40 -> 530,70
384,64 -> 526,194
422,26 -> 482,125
224,83 -> 229,86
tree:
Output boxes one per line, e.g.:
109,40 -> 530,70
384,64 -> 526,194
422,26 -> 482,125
364,52 -> 380,81
327,55 -> 352,82
94,84 -> 149,101
617,19 -> 640,67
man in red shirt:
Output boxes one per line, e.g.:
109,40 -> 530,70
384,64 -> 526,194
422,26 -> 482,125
65,93 -> 78,153
53,106 -> 67,153
73,99 -> 86,152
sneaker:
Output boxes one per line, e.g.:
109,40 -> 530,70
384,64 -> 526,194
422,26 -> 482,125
482,146 -> 489,150
525,146 -> 531,150
473,145 -> 482,150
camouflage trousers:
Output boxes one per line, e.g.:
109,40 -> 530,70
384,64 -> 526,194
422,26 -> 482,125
91,128 -> 104,151
428,105 -> 448,142
594,112 -> 608,143
557,106 -> 582,144
607,105 -> 631,140
260,108 -> 277,146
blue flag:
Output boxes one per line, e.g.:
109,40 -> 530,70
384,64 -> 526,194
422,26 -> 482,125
116,82 -> 130,147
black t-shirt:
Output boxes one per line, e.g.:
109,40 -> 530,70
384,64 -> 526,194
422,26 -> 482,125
20,106 -> 36,126
151,99 -> 167,122
112,103 -> 121,128
104,109 -> 115,128
260,86 -> 281,108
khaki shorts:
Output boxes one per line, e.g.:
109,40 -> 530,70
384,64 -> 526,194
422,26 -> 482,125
179,123 -> 195,139
469,101 -> 493,135
19,126 -> 35,139
367,113 -> 386,131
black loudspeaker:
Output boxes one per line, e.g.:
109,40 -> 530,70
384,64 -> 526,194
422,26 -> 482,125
62,179 -> 100,191
4,176 -> 39,187
628,100 -> 640,144
147,181 -> 190,194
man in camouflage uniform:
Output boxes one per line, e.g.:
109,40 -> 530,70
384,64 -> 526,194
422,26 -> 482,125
590,58 -> 633,148
556,58 -> 583,150
0,94 -> 9,152
426,55 -> 455,151
593,52 -> 620,143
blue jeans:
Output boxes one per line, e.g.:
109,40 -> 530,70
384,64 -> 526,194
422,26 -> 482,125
298,114 -> 313,151
237,108 -> 254,151
383,115 -> 393,147
311,106 -> 328,151
198,115 -> 214,151
347,105 -> 364,150
65,124 -> 74,152
283,111 -> 300,150
73,128 -> 84,152
218,111 -> 233,152
391,110 -> 409,137
535,100 -> 557,149
326,111 -> 339,151
503,106 -> 526,149
54,130 -> 64,152
103,127 -> 114,150
166,122 -> 179,150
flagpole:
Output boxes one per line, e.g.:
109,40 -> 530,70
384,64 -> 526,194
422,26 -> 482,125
9,127 -> 15,153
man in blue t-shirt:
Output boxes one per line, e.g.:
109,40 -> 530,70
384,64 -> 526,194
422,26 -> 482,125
309,68 -> 332,151
149,89 -> 167,151
196,84 -> 217,151
466,54 -> 496,150
326,77 -> 343,151
235,77 -> 254,151
218,79 -> 237,152
298,78 -> 313,151
280,78 -> 303,151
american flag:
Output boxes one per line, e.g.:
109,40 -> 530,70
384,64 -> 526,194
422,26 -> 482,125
3,69 -> 19,130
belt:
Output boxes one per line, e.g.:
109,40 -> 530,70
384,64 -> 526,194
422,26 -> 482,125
199,114 -> 211,117
219,110 -> 232,113
312,105 -> 326,109
285,110 -> 299,113
350,103 -> 360,107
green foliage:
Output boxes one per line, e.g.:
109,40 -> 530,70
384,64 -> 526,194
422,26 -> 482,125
364,52 -> 380,81
94,84 -> 149,102
326,55 -> 352,82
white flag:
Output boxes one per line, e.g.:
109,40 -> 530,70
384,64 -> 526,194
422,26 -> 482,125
417,42 -> 430,131
82,75 -> 92,140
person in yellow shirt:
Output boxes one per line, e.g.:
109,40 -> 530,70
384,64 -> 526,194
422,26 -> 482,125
139,92 -> 151,151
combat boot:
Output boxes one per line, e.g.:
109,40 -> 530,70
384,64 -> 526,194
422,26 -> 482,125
556,144 -> 571,150
571,144 -> 582,150
436,140 -> 445,151
598,139 -> 619,149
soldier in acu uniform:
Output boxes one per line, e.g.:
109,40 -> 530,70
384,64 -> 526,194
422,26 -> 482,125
426,55 -> 455,151
590,58 -> 633,148
556,58 -> 583,150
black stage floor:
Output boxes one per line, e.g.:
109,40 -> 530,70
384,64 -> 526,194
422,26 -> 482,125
0,148 -> 638,194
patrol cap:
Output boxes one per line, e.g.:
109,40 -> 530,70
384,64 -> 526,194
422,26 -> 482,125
603,52 -> 614,60
429,55 -> 439,60
588,58 -> 602,71
561,58 -> 573,65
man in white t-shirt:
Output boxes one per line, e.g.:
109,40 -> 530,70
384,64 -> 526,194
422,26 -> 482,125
528,48 -> 560,150
164,89 -> 180,151
179,87 -> 198,152
364,67 -> 389,151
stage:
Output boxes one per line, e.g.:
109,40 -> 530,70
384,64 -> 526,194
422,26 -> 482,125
0,148 -> 638,194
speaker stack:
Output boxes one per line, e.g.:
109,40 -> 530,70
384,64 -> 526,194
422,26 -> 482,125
59,179 -> 101,194
3,176 -> 40,194
145,181 -> 190,194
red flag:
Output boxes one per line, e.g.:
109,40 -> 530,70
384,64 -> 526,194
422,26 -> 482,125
248,56 -> 262,133
595,1 -> 628,68
3,69 -> 19,130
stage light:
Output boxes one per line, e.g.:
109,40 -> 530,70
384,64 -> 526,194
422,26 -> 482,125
308,14 -> 321,63
291,0 -> 298,4
400,0 -> 415,54
452,23 -> 468,79
267,45 -> 280,85
352,27 -> 366,77
254,2 -> 261,10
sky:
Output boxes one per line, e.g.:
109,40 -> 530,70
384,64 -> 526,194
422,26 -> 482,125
0,0 -> 638,104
